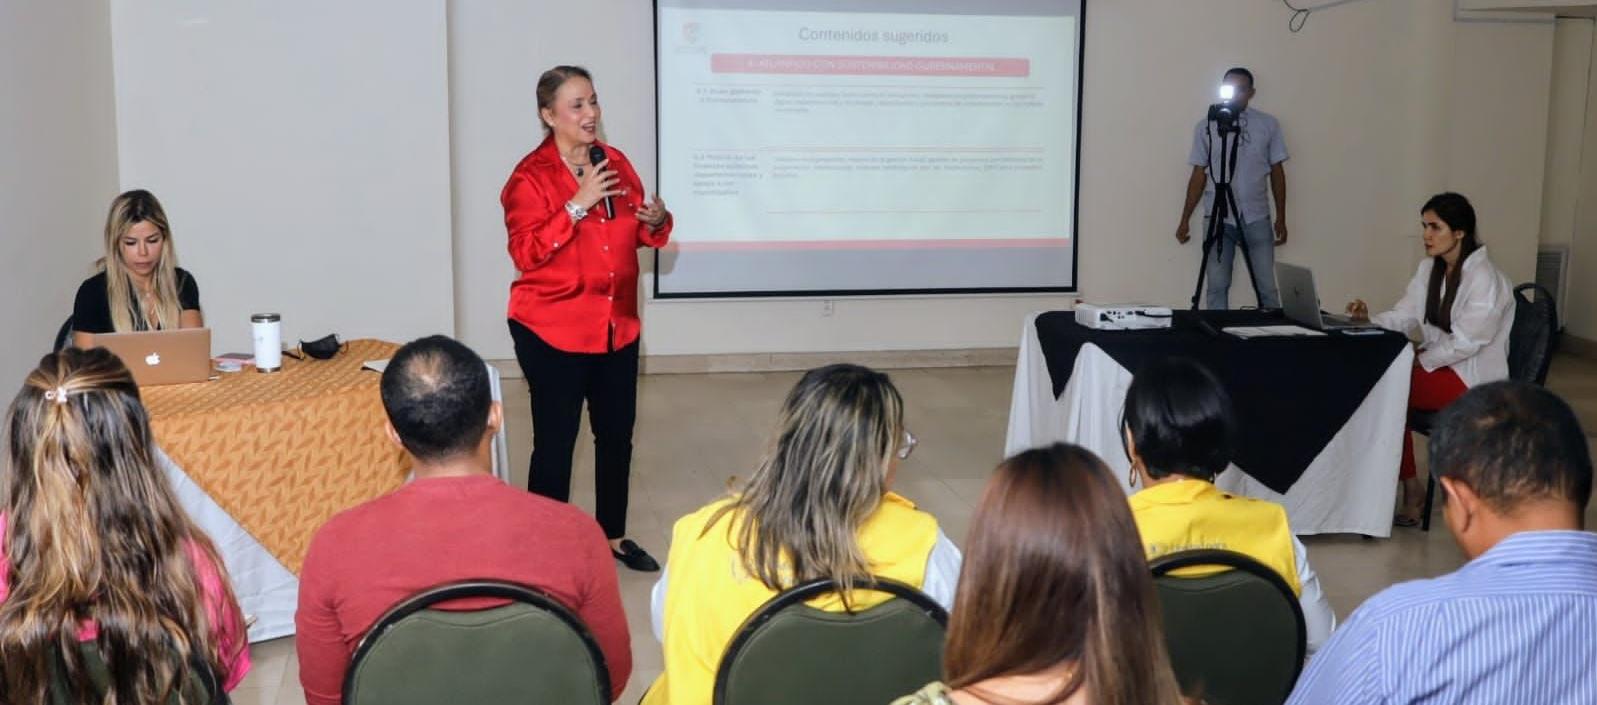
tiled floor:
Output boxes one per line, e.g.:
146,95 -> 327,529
232,353 -> 1597,705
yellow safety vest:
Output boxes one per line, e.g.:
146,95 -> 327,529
643,492 -> 941,705
1129,479 -> 1302,595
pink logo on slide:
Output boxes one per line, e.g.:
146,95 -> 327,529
682,22 -> 700,45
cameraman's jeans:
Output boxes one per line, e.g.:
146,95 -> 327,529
1203,217 -> 1280,310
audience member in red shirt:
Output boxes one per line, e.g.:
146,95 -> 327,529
501,64 -> 672,572
295,336 -> 632,704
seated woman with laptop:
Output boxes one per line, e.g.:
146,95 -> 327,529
1344,192 -> 1514,527
71,189 -> 203,349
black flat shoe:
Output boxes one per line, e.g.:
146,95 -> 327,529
612,539 -> 660,572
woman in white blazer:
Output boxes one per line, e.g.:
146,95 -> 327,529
1346,192 -> 1513,527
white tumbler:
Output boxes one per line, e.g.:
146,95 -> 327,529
251,313 -> 282,373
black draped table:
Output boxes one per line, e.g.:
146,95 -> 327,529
1005,310 -> 1414,537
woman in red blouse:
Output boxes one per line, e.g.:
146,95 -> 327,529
502,65 -> 672,571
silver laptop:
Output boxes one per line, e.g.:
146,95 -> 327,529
96,328 -> 213,386
1275,263 -> 1379,331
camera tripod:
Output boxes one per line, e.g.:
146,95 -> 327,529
1189,115 -> 1265,310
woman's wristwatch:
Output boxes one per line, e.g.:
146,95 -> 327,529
565,200 -> 588,222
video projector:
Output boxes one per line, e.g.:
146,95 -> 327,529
1074,303 -> 1174,331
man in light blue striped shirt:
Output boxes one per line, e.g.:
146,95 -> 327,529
1287,381 -> 1595,705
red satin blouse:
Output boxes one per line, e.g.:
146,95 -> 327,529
502,136 -> 671,353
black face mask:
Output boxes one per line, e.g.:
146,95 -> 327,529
300,334 -> 343,360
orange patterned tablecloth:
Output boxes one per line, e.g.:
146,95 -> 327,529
143,339 -> 409,574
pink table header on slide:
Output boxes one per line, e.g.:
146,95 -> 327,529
710,54 -> 1031,77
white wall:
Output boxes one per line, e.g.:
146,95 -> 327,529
449,0 -> 1553,360
0,1 -> 120,382
1447,17 -> 1554,286
1540,19 -> 1593,249
110,1 -> 456,354
1571,20 -> 1597,341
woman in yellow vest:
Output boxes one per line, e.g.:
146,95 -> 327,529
1121,358 -> 1336,654
893,443 -> 1188,705
645,364 -> 962,705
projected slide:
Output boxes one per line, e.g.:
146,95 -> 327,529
655,0 -> 1083,297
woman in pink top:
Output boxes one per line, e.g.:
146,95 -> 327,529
0,347 -> 250,702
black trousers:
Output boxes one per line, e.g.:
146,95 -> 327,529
508,320 -> 638,539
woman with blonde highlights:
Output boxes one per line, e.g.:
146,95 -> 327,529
645,364 -> 962,705
71,189 -> 203,348
502,65 -> 673,572
0,348 -> 249,702
895,444 -> 1187,705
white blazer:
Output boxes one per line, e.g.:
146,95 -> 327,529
1371,247 -> 1514,387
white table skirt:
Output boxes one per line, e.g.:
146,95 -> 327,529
1005,313 -> 1413,538
163,364 -> 511,642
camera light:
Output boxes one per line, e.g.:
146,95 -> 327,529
1219,84 -> 1236,101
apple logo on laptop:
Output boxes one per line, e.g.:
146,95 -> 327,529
145,352 -> 161,367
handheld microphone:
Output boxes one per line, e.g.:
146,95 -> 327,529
588,144 -> 614,219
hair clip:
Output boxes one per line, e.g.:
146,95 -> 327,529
43,387 -> 69,405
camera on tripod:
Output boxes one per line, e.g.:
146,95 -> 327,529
1207,84 -> 1241,134
1190,80 -> 1265,309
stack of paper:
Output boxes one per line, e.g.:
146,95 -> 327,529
1222,325 -> 1326,339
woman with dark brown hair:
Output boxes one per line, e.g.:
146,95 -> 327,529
895,443 -> 1185,705
1345,192 -> 1513,526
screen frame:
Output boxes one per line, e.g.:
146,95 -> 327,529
651,0 -> 1086,300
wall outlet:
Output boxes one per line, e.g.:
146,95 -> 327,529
822,300 -> 835,317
